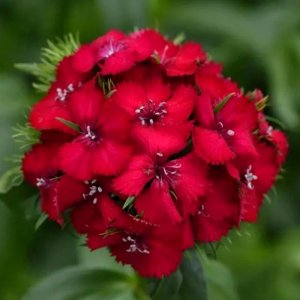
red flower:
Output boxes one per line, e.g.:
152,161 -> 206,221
21,28 -> 288,278
72,195 -> 184,278
196,67 -> 240,100
193,93 -> 258,164
231,142 -> 281,222
29,56 -> 90,133
22,140 -> 64,223
58,79 -> 132,180
72,29 -> 154,75
113,75 -> 195,148
166,42 -> 206,76
114,151 -> 207,224
192,167 -> 239,242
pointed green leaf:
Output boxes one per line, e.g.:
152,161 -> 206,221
179,248 -> 207,300
152,270 -> 183,300
23,266 -> 148,300
34,213 -> 48,231
214,93 -> 235,113
0,167 -> 23,194
199,249 -> 240,300
15,34 -> 80,93
56,117 -> 81,132
266,115 -> 287,130
123,196 -> 135,210
173,32 -> 185,45
12,122 -> 40,150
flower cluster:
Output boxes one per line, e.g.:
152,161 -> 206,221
22,29 -> 288,278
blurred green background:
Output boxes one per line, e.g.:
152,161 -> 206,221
1,0 -> 300,299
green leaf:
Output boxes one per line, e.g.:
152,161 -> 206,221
15,34 -> 80,93
179,248 -> 207,300
23,266 -> 148,300
203,257 -> 240,300
214,93 -> 235,113
152,270 -> 183,300
266,115 -> 287,130
0,167 -> 23,194
12,123 -> 40,150
56,117 -> 81,132
123,196 -> 135,210
173,32 -> 185,45
34,213 -> 48,231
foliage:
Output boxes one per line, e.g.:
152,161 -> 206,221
0,0 -> 299,299
15,34 -> 80,93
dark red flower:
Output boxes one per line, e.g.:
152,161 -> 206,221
166,42 -> 206,76
58,79 -> 132,180
72,195 -> 184,278
30,56 -> 89,133
192,167 -> 239,242
193,93 -> 258,164
114,151 -> 207,224
113,75 -> 195,149
22,28 -> 288,278
22,141 -> 63,223
72,29 -> 154,76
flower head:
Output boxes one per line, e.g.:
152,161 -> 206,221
22,28 -> 287,278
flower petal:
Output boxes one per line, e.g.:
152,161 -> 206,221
193,127 -> 235,164
135,180 -> 182,224
92,140 -> 131,176
59,141 -> 94,181
166,84 -> 196,123
113,154 -> 154,196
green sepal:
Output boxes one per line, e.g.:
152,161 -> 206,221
123,196 -> 135,210
214,93 -> 235,113
56,117 -> 81,132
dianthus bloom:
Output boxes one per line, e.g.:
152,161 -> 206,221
22,29 -> 288,278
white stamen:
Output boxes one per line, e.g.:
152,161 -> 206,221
156,152 -> 164,157
218,122 -> 224,128
123,235 -> 150,254
267,126 -> 273,136
197,204 -> 210,217
135,101 -> 167,126
227,129 -> 235,136
244,165 -> 258,190
56,83 -> 75,102
82,179 -> 103,201
36,178 -> 46,187
67,83 -> 74,92
85,126 -> 97,140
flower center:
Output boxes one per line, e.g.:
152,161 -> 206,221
85,125 -> 97,141
244,165 -> 258,190
122,235 -> 150,254
83,179 -> 103,204
55,83 -> 75,102
36,177 -> 47,187
98,39 -> 125,60
266,126 -> 273,137
135,100 -> 167,126
197,204 -> 210,218
155,153 -> 181,183
217,122 -> 235,137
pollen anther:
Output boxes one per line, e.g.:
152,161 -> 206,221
244,165 -> 258,190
